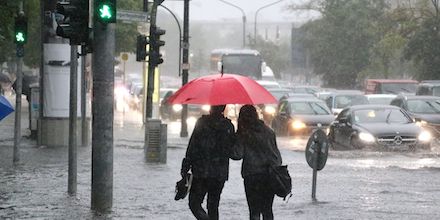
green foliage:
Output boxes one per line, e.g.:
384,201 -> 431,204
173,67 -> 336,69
23,0 -> 41,68
253,36 -> 289,79
115,0 -> 142,55
402,0 -> 440,80
0,1 -> 18,65
299,0 -> 387,88
404,16 -> 440,80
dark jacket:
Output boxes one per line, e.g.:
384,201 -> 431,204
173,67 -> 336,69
231,120 -> 282,178
181,114 -> 235,181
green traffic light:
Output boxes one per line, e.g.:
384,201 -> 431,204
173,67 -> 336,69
99,5 -> 113,20
16,32 -> 25,42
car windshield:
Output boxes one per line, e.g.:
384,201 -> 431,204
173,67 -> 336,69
407,99 -> 440,114
290,101 -> 331,115
269,90 -> 289,100
367,97 -> 394,105
353,109 -> 411,123
381,83 -> 417,94
334,95 -> 369,108
222,55 -> 261,79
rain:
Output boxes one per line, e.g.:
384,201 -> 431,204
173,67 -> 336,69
1,0 -> 440,219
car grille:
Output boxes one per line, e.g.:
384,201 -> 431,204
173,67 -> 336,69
377,135 -> 417,146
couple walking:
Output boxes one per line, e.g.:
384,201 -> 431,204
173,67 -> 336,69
180,104 -> 282,220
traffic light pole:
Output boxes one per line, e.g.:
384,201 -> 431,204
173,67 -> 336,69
13,3 -> 24,164
91,12 -> 115,213
68,45 -> 78,195
146,1 -> 159,119
180,0 -> 189,137
13,47 -> 23,164
81,45 -> 88,147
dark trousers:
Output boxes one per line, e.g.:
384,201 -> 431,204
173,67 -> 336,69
244,174 -> 275,220
189,177 -> 225,220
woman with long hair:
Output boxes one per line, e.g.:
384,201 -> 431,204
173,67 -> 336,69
231,105 -> 282,220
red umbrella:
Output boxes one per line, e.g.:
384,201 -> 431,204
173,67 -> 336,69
167,73 -> 277,105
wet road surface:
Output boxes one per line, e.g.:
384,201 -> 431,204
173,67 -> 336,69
1,101 -> 440,219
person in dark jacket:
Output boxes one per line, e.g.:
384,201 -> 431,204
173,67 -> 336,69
180,105 -> 236,220
231,105 -> 282,220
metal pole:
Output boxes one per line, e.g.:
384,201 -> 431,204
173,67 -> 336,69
13,49 -> 23,164
68,45 -> 78,195
158,5 -> 182,77
311,142 -> 319,201
91,10 -> 115,213
180,0 -> 189,137
123,60 -> 126,115
254,0 -> 284,46
38,0 -> 45,146
13,2 -> 24,164
146,1 -> 159,119
81,46 -> 87,147
242,15 -> 246,48
143,0 -> 152,123
217,0 -> 246,48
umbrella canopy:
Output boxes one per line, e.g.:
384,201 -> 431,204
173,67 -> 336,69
167,73 -> 278,105
0,95 -> 14,121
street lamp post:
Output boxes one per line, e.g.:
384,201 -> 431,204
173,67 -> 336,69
254,0 -> 284,45
218,0 -> 246,48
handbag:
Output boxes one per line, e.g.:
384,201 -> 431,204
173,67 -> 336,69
268,165 -> 292,200
174,173 -> 193,201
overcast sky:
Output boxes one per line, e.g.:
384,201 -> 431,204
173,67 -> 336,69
162,0 -> 319,23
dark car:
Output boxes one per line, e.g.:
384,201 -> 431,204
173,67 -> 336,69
390,95 -> 440,140
271,97 -> 334,136
159,89 -> 210,121
416,80 -> 440,96
328,105 -> 432,151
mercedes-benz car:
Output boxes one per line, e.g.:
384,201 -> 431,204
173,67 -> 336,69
328,105 -> 432,151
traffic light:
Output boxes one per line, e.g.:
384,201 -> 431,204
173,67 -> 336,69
95,0 -> 116,24
149,25 -> 166,65
56,0 -> 89,45
136,35 -> 149,62
14,15 -> 27,45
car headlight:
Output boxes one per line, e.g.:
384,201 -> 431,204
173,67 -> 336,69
172,104 -> 183,112
416,120 -> 428,127
418,130 -> 432,142
202,105 -> 211,112
291,120 -> 306,130
359,132 -> 375,143
264,106 -> 276,115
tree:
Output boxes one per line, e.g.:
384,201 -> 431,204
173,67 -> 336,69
403,0 -> 440,80
253,36 -> 289,79
296,0 -> 386,88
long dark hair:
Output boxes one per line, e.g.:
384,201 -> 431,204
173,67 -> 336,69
237,105 -> 259,134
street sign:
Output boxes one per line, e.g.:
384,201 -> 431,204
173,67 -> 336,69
121,53 -> 128,61
305,129 -> 329,171
117,10 -> 148,23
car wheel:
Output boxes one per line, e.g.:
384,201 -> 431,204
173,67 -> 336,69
350,137 -> 364,150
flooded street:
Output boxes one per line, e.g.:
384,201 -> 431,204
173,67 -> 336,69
1,106 -> 440,219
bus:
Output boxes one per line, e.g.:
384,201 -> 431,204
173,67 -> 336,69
364,79 -> 418,94
210,49 -> 265,80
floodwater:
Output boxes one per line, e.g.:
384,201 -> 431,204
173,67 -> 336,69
1,104 -> 440,219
